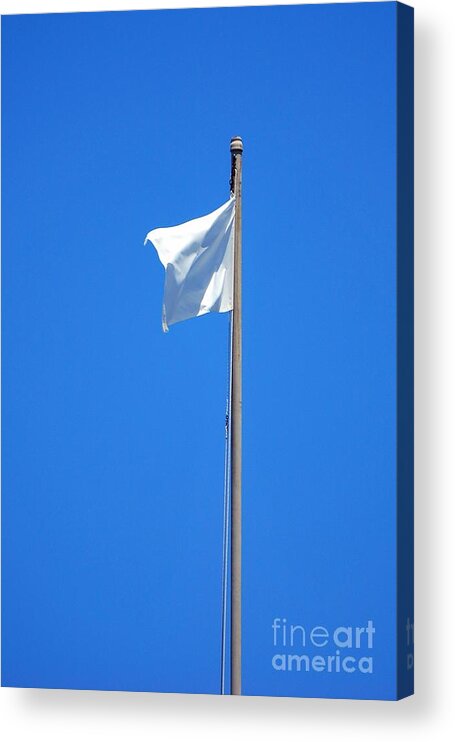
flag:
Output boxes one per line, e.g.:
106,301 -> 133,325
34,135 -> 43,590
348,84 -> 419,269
145,197 -> 235,331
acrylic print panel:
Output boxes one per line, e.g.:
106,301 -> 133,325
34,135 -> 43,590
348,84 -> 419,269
1,2 -> 414,699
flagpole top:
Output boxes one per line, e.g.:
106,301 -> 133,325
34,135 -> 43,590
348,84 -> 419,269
230,136 -> 243,154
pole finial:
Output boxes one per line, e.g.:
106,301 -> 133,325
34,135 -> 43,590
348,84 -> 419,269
230,136 -> 243,154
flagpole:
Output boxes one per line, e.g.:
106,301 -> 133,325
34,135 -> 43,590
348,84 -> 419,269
230,135 -> 243,696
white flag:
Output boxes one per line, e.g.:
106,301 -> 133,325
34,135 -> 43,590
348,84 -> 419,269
145,197 -> 235,332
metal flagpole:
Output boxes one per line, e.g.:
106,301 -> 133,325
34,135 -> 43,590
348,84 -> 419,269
229,135 -> 243,696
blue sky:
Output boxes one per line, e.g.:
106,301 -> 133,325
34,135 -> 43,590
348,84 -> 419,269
3,3 -> 400,697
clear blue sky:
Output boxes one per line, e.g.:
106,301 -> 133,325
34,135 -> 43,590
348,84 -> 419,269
3,3 -> 399,697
